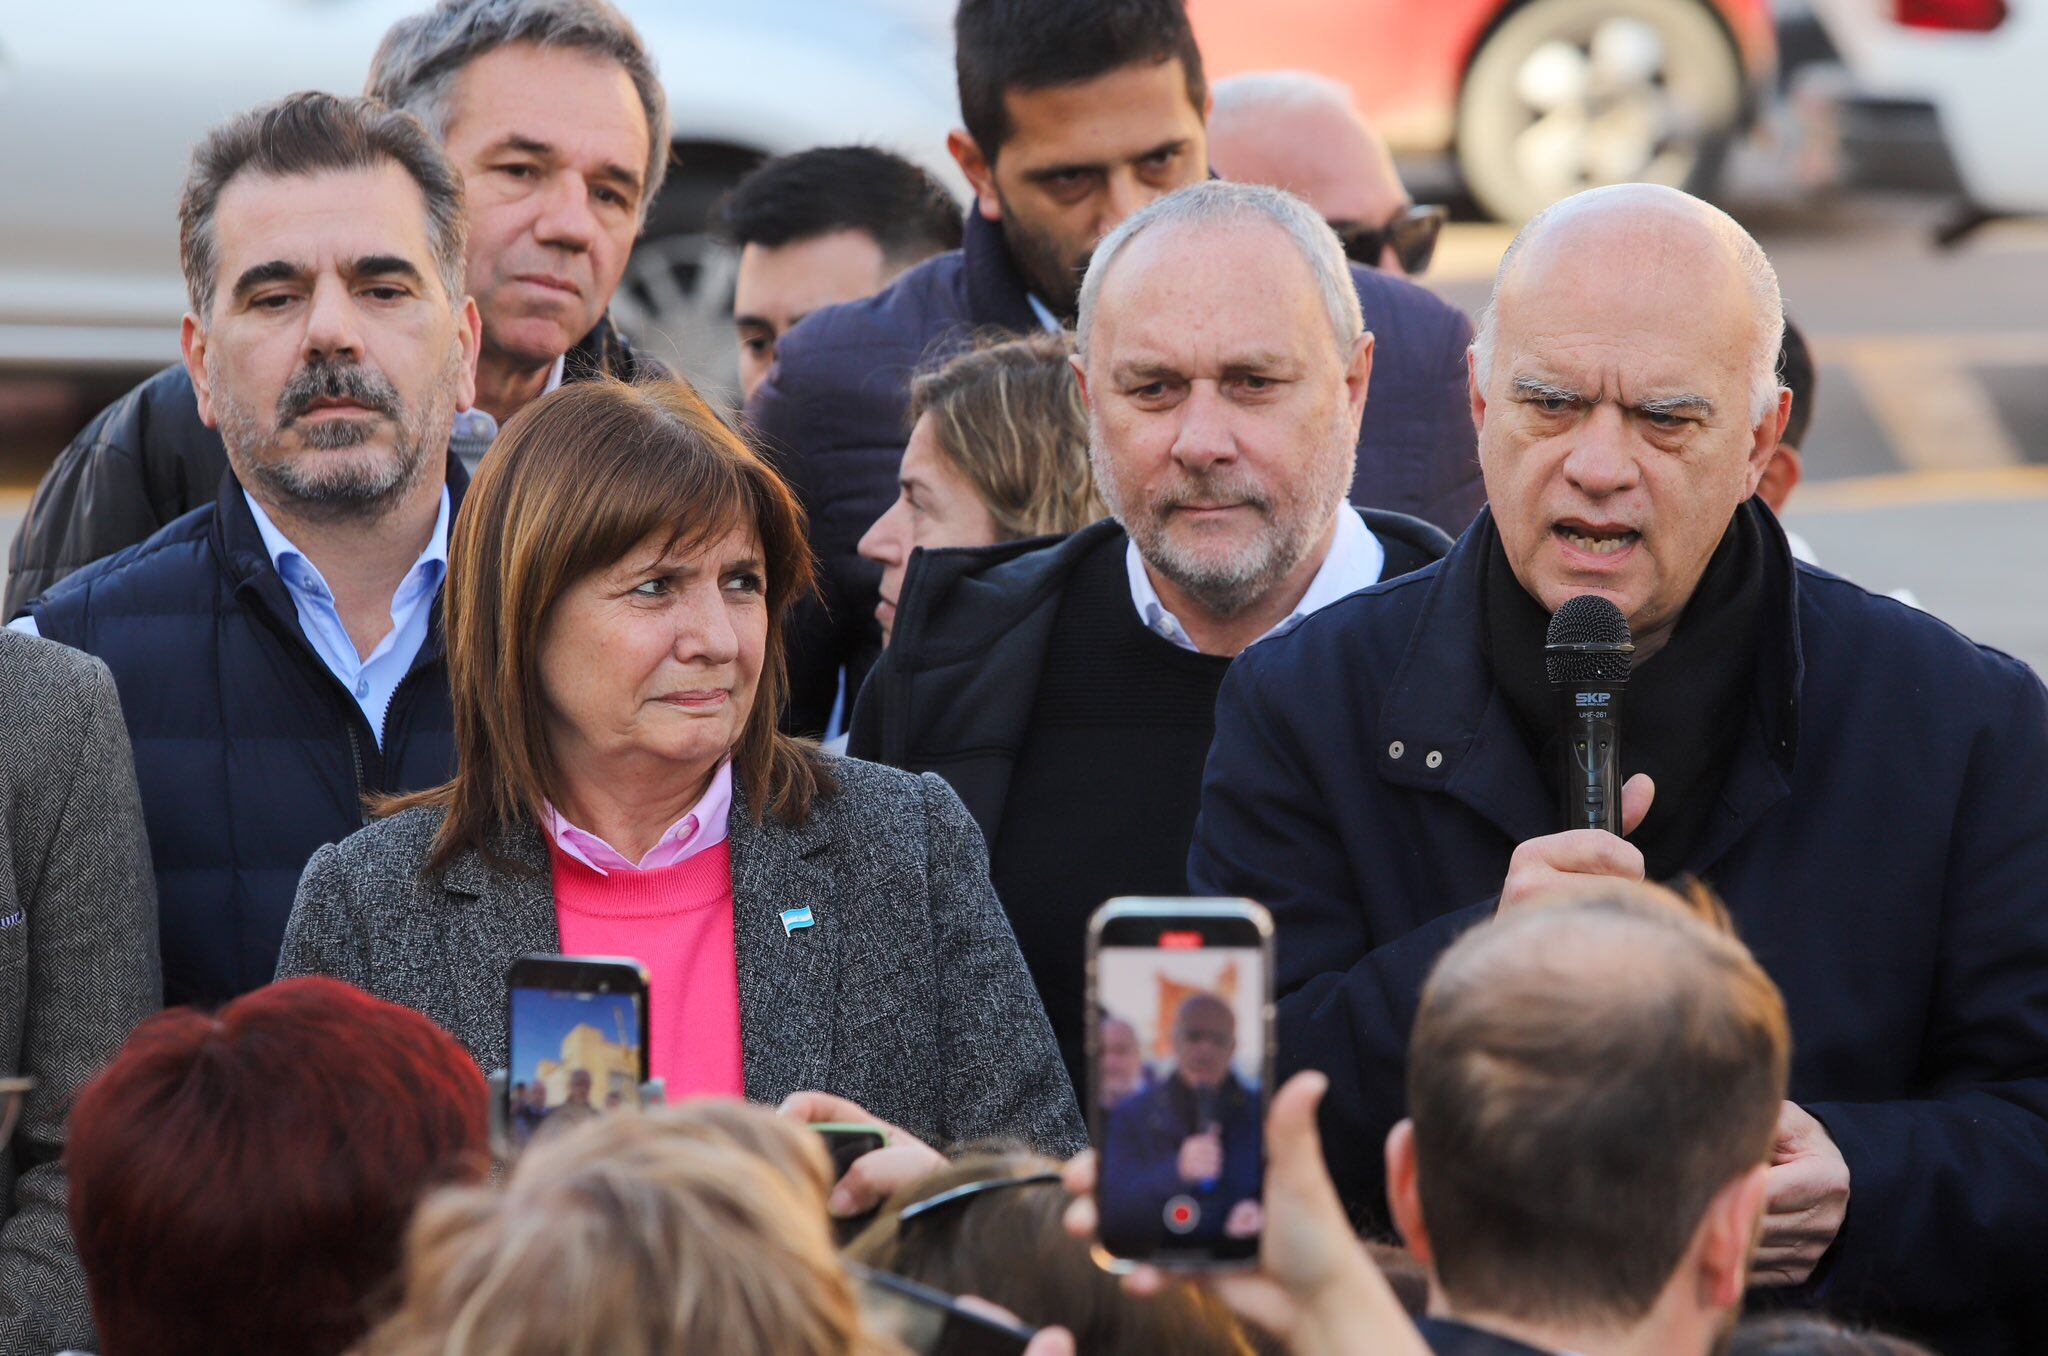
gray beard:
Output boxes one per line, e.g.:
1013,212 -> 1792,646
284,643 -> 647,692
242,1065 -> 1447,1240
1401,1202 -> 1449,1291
1094,409 -> 1358,622
213,351 -> 459,526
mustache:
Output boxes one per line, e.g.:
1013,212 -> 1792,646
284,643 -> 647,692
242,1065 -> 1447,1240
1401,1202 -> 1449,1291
1155,473 -> 1273,515
277,360 -> 402,425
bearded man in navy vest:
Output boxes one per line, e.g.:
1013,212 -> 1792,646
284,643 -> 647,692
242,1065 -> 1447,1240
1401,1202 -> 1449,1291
10,93 -> 480,1007
1189,183 -> 2048,1354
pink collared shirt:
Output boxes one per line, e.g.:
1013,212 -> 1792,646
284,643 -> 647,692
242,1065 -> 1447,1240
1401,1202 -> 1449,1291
546,761 -> 743,1099
546,762 -> 734,875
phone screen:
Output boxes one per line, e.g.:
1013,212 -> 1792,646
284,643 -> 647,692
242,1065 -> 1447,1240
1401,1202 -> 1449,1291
1091,905 -> 1270,1267
506,982 -> 645,1148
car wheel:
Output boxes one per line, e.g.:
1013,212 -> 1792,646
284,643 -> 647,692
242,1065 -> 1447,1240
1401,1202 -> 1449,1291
1456,0 -> 1745,222
609,144 -> 764,406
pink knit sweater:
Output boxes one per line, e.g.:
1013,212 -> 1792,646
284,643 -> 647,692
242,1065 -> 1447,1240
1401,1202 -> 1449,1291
551,839 -> 743,1099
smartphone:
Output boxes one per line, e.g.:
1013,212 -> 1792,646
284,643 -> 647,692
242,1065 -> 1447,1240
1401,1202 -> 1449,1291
849,1263 -> 1036,1356
504,955 -> 651,1145
1086,898 -> 1275,1271
813,1123 -> 889,1180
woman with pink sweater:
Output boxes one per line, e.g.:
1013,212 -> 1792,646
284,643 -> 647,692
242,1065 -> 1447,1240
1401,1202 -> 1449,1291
277,378 -> 1082,1161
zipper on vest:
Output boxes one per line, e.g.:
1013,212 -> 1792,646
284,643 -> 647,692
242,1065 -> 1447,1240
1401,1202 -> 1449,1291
345,723 -> 370,826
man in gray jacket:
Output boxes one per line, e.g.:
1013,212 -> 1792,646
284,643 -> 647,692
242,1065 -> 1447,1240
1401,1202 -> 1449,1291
0,630 -> 161,1352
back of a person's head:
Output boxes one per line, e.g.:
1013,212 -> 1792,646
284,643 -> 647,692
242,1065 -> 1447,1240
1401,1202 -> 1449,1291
848,1152 -> 1255,1356
67,977 -> 489,1356
360,1105 -> 891,1356
955,0 -> 1206,159
1726,1313 -> 1937,1355
909,332 -> 1105,540
1407,881 -> 1790,1327
720,145 -> 962,268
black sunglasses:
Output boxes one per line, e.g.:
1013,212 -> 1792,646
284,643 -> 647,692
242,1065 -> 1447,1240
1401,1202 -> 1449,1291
895,1171 -> 1063,1226
1330,204 -> 1447,275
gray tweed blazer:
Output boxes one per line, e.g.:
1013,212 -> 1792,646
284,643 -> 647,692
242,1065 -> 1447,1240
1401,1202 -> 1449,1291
0,630 -> 161,1353
277,756 -> 1084,1157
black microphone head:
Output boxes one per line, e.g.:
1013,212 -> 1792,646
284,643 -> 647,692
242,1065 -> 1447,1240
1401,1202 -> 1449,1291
1545,594 -> 1634,686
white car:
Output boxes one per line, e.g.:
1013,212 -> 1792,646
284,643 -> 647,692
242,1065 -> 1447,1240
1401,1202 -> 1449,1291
1804,0 -> 2048,219
0,1 -> 964,390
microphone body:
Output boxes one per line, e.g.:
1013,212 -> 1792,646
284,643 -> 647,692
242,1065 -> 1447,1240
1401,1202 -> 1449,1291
1544,595 -> 1635,835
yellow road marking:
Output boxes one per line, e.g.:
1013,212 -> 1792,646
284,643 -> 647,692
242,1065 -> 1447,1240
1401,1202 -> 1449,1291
1793,465 -> 2048,513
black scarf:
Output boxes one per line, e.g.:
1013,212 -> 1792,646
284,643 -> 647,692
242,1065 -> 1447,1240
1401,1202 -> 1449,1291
1481,503 -> 1767,880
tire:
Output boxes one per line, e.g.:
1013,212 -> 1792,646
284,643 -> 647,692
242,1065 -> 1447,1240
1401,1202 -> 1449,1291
609,143 -> 765,405
1455,0 -> 1745,223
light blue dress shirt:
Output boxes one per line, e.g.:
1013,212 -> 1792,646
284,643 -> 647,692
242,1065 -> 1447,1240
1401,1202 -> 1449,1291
244,488 -> 450,746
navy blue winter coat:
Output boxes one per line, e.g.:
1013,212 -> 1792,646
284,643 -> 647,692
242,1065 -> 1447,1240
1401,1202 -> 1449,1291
746,208 -> 1484,734
21,470 -> 461,1008
1189,506 -> 2048,1354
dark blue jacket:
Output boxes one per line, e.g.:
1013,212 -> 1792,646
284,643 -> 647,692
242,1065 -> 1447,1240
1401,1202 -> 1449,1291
746,209 -> 1483,733
1188,507 -> 2048,1354
21,470 -> 461,1008
1098,1072 -> 1263,1249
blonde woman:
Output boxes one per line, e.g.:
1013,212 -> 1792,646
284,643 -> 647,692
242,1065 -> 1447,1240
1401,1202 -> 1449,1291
355,1105 -> 892,1356
857,332 -> 1106,649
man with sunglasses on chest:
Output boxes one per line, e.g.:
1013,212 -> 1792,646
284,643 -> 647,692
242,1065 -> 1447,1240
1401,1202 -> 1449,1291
1208,70 -> 1446,280
747,0 -> 1482,735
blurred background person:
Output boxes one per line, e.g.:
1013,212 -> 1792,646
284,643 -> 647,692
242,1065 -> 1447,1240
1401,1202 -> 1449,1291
1385,884 -> 1787,1356
1098,1014 -> 1148,1113
749,0 -> 1482,736
278,377 -> 1083,1158
851,183 -> 1451,1089
0,630 -> 159,1354
1207,70 -> 1444,279
722,145 -> 963,401
355,1104 -> 901,1356
1100,994 -> 1262,1248
857,332 -> 1105,650
5,0 -> 668,615
850,1151 -> 1256,1355
65,976 -> 489,1356
10,92 -> 478,1009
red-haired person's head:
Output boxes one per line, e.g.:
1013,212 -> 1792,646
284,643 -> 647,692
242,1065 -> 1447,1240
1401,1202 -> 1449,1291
66,976 -> 489,1356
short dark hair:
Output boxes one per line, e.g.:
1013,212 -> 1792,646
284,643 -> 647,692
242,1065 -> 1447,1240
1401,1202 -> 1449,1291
1779,317 -> 1816,449
955,0 -> 1207,160
719,146 -> 962,268
1726,1314 -> 1937,1356
179,92 -> 467,322
67,978 -> 489,1356
1407,882 -> 1789,1327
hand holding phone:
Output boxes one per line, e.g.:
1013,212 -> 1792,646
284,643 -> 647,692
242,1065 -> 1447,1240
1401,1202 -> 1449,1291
778,1091 -> 947,1218
1086,898 -> 1275,1272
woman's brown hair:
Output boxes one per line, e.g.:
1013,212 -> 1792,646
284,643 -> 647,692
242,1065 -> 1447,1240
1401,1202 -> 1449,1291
909,332 -> 1106,541
384,378 -> 833,873
846,1151 -> 1258,1355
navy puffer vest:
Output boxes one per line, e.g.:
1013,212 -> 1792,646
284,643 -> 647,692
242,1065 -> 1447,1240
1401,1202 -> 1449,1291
28,469 -> 460,1006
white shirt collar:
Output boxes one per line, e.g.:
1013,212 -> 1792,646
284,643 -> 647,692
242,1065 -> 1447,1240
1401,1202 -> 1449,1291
243,486 -> 450,604
1125,505 -> 1386,653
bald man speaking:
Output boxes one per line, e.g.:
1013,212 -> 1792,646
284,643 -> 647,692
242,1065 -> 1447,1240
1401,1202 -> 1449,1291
1189,185 -> 2048,1353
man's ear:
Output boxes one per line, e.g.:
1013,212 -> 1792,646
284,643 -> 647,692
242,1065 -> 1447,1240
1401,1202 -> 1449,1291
1069,352 -> 1094,413
1742,386 -> 1791,499
454,296 -> 482,413
1756,442 -> 1803,516
181,314 -> 220,430
1346,331 -> 1376,424
1466,348 -> 1486,437
1384,1119 -> 1434,1267
1697,1163 -> 1770,1312
947,129 -> 1004,224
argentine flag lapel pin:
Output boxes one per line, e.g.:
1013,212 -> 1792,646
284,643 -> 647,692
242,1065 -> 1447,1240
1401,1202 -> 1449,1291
781,906 -> 816,936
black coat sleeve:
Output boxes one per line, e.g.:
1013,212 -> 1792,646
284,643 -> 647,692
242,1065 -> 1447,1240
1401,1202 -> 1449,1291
5,366 -> 220,616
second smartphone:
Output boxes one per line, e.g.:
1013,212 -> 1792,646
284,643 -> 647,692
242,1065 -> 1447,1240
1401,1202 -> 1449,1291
1086,897 -> 1275,1271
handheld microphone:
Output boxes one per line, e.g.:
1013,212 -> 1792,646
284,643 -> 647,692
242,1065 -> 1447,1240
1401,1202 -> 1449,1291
1194,1087 -> 1221,1190
1545,595 -> 1634,834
